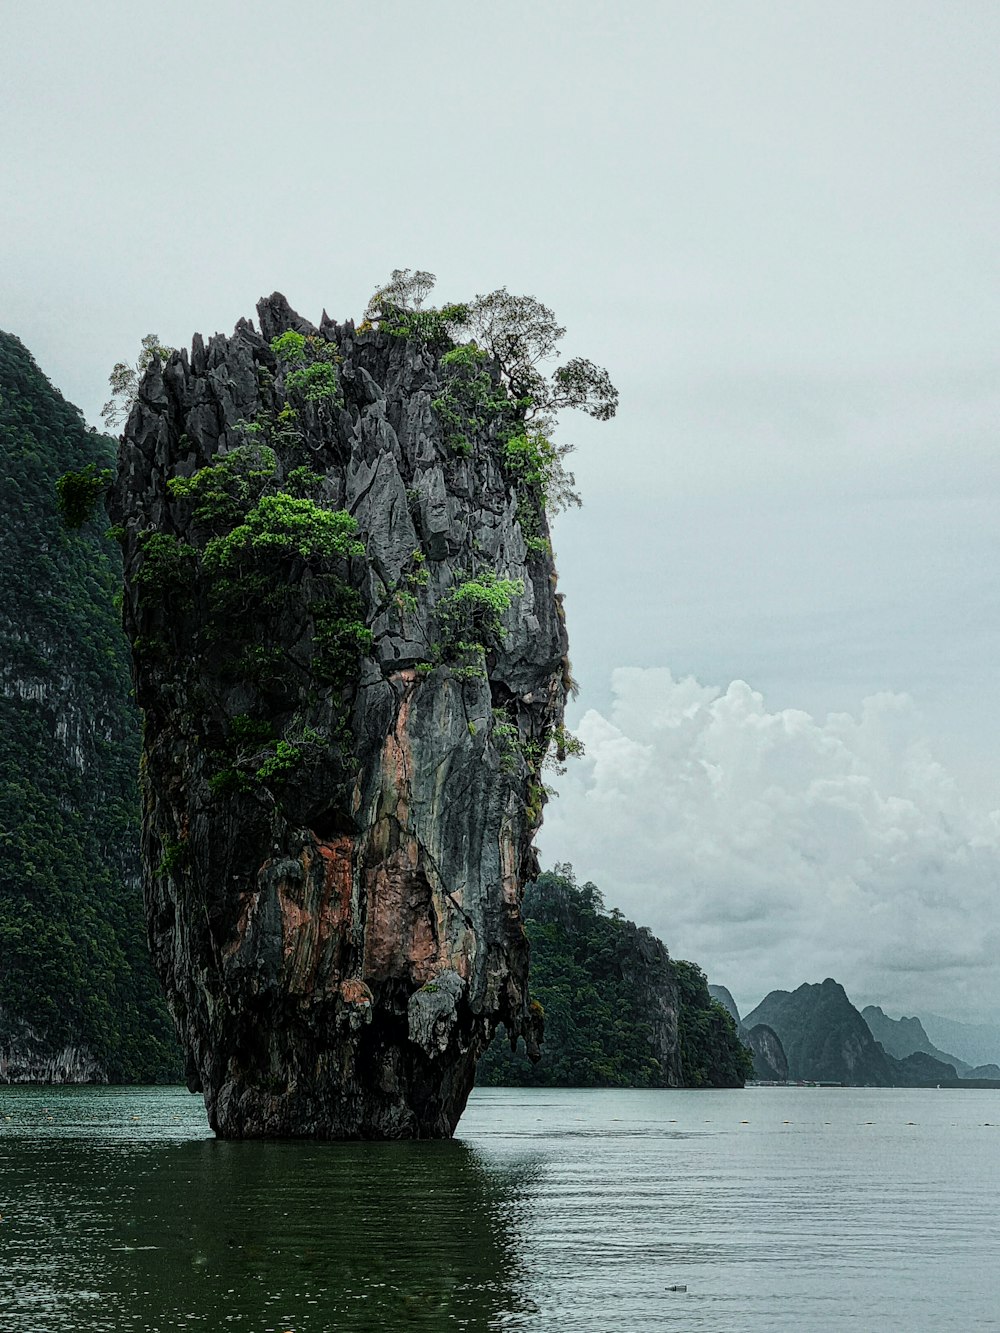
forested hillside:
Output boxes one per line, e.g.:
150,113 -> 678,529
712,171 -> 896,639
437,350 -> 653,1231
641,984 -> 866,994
0,331 -> 179,1081
477,868 -> 752,1088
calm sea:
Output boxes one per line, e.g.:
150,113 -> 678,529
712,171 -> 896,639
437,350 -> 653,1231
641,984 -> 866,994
0,1084 -> 997,1331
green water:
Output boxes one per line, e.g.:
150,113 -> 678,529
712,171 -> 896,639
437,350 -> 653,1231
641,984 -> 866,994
1,1084 -> 998,1330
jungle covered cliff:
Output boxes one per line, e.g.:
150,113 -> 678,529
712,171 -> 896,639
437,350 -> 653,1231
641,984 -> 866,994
0,330 -> 179,1082
478,868 -> 752,1088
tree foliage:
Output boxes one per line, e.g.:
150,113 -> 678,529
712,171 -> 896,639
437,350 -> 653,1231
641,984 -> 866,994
101,333 -> 174,431
435,571 -> 524,679
431,345 -> 513,456
461,289 -> 618,426
502,431 -> 579,517
672,959 -> 755,1087
438,570 -> 524,642
362,271 -> 618,425
363,268 -> 438,320
361,269 -> 619,518
203,494 -> 364,571
269,332 -> 344,409
55,462 -> 112,529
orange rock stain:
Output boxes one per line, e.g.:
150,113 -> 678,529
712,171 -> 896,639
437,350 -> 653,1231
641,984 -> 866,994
277,835 -> 354,996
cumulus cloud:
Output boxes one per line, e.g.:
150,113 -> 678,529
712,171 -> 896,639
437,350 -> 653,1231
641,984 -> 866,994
539,669 -> 1000,1022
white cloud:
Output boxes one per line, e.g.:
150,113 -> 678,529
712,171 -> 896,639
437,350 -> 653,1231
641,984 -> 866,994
540,668 -> 1000,1023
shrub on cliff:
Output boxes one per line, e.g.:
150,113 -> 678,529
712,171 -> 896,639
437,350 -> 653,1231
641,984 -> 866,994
55,462 -> 112,529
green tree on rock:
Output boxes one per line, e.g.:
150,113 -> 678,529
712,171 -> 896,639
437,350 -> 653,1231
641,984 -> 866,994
101,333 -> 174,430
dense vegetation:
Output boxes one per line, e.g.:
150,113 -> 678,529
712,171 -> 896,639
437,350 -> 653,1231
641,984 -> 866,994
671,956 -> 755,1087
132,425 -> 372,815
477,868 -> 752,1088
0,331 -> 180,1079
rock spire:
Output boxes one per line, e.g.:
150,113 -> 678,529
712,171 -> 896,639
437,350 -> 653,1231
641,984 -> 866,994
112,294 -> 569,1137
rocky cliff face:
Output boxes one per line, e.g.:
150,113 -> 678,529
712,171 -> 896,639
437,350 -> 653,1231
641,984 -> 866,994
743,1024 -> 788,1081
112,294 -> 568,1137
0,1010 -> 107,1084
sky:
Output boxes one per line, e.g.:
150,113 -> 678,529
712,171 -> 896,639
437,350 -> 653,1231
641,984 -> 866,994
2,1 -> 998,1022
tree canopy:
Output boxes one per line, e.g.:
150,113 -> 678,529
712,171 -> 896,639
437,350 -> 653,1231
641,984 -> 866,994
361,269 -> 619,514
101,333 -> 173,430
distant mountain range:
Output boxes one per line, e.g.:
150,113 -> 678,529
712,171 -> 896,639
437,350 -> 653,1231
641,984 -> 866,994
862,1006 -> 1000,1080
920,1014 -> 1000,1070
709,978 -> 1000,1087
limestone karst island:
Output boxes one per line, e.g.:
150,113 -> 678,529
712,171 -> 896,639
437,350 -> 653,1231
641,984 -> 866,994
1,275 -> 751,1138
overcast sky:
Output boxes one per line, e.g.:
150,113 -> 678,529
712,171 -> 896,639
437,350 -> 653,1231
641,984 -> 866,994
3,1 -> 998,1022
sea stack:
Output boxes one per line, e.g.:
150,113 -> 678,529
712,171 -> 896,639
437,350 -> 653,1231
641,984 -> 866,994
112,293 -> 568,1137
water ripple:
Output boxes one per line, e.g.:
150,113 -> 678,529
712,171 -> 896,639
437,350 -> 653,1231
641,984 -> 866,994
1,1085 -> 998,1330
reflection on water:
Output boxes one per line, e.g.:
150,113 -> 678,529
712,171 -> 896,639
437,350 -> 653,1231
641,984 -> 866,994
2,1084 -> 999,1330
0,1087 -> 536,1330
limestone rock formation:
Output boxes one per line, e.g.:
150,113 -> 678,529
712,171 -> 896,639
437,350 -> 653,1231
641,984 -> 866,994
0,1011 -> 108,1084
112,294 -> 570,1137
743,1023 -> 788,1081
707,984 -> 741,1026
742,982 -> 995,1085
744,980 -> 896,1085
